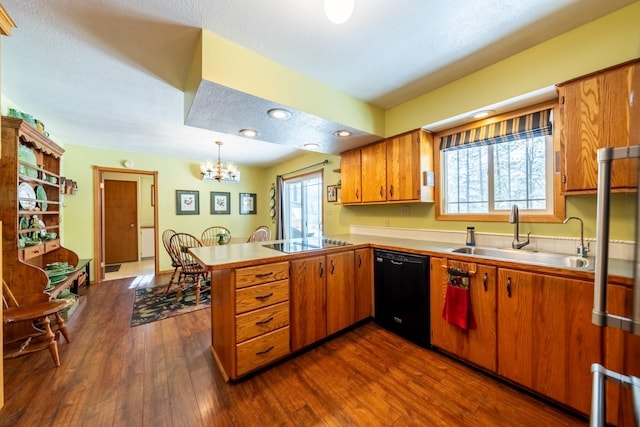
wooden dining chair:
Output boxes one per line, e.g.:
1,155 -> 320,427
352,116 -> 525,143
167,233 -> 209,305
162,229 -> 182,291
247,225 -> 271,242
2,280 -> 72,367
201,226 -> 232,246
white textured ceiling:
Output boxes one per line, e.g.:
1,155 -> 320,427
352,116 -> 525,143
1,0 -> 636,167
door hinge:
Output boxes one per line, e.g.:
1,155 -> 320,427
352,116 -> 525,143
562,175 -> 567,184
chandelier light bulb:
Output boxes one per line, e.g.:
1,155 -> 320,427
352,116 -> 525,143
324,0 -> 354,24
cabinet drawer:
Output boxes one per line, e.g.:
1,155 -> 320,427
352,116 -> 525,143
236,301 -> 290,343
22,244 -> 45,260
235,261 -> 289,289
236,326 -> 290,376
236,280 -> 289,314
45,239 -> 60,251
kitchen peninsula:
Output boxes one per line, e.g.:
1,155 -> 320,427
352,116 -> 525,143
190,233 -> 636,421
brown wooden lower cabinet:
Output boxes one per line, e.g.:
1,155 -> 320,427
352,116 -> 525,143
497,269 -> 600,414
604,284 -> 640,427
430,257 -> 497,372
354,248 -> 373,322
291,249 -> 370,353
290,255 -> 327,352
326,251 -> 355,335
432,263 -> 602,418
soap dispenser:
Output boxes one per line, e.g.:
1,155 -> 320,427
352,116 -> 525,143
466,226 -> 476,246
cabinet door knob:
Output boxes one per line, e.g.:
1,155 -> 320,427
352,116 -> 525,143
506,277 -> 512,298
483,272 -> 488,292
330,259 -> 335,275
389,185 -> 394,197
319,262 -> 324,278
379,186 -> 384,198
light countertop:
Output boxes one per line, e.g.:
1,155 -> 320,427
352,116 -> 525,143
189,234 -> 634,284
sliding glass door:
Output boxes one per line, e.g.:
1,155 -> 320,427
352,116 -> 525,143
282,171 -> 323,239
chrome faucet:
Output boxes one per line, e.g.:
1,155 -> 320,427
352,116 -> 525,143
563,216 -> 590,258
509,205 -> 530,249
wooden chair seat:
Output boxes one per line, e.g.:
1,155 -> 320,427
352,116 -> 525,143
3,280 -> 72,367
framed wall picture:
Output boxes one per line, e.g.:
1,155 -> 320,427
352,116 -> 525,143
176,190 -> 199,215
327,185 -> 338,202
239,192 -> 256,214
211,191 -> 230,214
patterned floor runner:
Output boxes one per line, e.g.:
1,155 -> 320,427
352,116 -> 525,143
130,284 -> 210,327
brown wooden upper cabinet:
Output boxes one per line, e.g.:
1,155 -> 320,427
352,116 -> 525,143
361,140 -> 387,202
557,59 -> 640,194
339,129 -> 434,205
340,148 -> 361,203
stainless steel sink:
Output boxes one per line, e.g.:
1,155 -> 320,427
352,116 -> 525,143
447,246 -> 591,270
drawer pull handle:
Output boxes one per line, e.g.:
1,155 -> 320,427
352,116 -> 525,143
319,262 -> 324,278
256,316 -> 274,325
330,259 -> 335,275
256,345 -> 274,356
506,277 -> 512,298
255,272 -> 273,279
483,273 -> 488,292
255,292 -> 274,300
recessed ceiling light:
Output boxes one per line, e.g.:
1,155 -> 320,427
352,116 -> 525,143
304,143 -> 320,150
470,110 -> 494,119
239,129 -> 258,137
334,130 -> 352,137
267,108 -> 291,120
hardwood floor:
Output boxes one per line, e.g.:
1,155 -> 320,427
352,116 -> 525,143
1,274 -> 587,427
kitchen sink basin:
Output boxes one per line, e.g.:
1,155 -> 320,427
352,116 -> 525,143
447,246 -> 591,270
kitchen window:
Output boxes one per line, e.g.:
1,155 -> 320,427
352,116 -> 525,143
435,103 -> 564,222
282,171 -> 323,238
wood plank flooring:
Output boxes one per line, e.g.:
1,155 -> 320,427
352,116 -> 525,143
1,274 -> 587,427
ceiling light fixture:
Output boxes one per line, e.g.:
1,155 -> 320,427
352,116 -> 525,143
324,0 -> 355,24
239,129 -> 258,137
267,108 -> 291,120
334,130 -> 352,137
200,140 -> 238,182
470,110 -> 494,119
304,143 -> 320,150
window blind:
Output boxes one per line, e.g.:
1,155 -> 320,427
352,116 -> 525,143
439,108 -> 552,151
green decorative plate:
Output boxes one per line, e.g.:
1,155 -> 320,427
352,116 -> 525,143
49,275 -> 68,285
35,185 -> 47,211
19,216 -> 29,229
18,144 -> 36,166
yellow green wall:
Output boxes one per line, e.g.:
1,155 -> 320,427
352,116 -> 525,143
61,144 -> 274,273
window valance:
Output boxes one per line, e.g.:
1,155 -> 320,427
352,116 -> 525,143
439,108 -> 552,151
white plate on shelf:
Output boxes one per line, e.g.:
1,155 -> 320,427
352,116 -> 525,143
18,182 -> 36,210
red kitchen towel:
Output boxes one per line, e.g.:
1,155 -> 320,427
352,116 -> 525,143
442,266 -> 475,330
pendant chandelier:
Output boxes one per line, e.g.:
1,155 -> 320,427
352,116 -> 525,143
200,141 -> 238,182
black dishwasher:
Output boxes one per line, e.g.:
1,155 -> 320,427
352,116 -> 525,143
374,250 -> 430,348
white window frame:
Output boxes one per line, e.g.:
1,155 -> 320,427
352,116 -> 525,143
282,170 -> 324,239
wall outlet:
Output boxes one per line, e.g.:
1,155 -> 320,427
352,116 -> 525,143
400,206 -> 410,216
383,218 -> 390,227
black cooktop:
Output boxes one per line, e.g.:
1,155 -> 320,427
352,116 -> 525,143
263,238 -> 351,253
